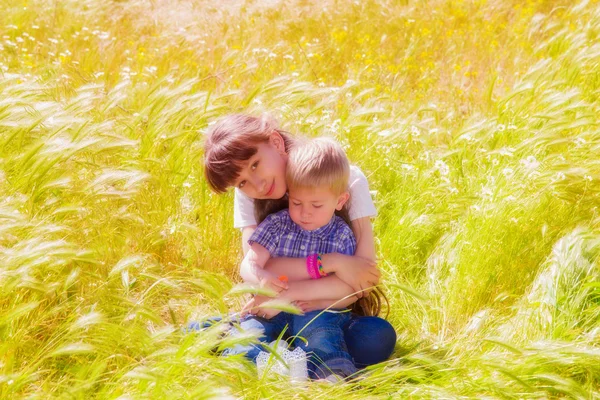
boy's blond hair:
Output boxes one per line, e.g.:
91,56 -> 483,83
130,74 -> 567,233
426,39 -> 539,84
286,137 -> 349,195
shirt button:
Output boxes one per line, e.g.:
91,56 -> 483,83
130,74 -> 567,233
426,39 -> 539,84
300,245 -> 306,250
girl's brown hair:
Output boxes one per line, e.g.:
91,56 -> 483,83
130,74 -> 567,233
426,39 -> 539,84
203,114 -> 294,193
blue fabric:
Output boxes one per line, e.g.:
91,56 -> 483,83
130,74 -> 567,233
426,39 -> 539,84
290,310 -> 356,379
224,310 -> 357,379
187,313 -> 397,371
343,315 -> 397,368
248,209 -> 356,257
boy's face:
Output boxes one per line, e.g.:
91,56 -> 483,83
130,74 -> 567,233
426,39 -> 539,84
288,186 -> 349,231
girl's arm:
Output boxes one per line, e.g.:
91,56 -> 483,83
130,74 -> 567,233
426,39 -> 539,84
241,226 -> 257,256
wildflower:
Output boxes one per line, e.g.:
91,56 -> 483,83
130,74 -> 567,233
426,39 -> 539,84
574,137 -> 586,147
435,160 -> 450,176
496,124 -> 506,132
459,133 -> 474,142
410,125 -> 420,137
520,155 -> 540,171
479,186 -> 493,200
552,172 -> 566,182
498,147 -> 515,157
502,168 -> 514,178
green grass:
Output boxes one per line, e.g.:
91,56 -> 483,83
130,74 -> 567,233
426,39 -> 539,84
1,0 -> 599,398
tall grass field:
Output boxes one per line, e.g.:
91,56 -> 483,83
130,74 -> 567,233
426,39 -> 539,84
1,0 -> 600,398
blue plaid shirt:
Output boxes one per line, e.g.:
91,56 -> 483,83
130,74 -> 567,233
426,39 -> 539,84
249,209 -> 356,257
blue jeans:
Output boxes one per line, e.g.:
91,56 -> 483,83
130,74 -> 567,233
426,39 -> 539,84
214,311 -> 396,379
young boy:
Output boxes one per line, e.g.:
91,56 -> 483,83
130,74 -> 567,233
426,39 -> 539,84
230,137 -> 359,381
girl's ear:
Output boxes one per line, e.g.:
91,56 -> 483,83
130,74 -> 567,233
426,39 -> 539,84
335,192 -> 350,210
269,131 -> 286,154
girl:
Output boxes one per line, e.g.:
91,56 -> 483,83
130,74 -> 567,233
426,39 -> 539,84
203,114 -> 395,368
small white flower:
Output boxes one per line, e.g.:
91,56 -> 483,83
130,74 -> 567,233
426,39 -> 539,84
552,172 -> 566,182
410,125 -> 420,137
502,168 -> 514,178
498,147 -> 515,157
520,156 -> 540,171
434,160 -> 450,176
479,186 -> 493,200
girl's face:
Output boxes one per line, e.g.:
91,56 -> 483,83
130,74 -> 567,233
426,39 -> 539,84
233,133 -> 288,199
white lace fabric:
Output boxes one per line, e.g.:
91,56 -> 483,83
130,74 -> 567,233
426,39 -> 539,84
256,340 -> 308,382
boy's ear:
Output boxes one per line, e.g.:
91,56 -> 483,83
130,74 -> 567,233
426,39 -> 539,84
269,131 -> 286,154
335,192 -> 350,210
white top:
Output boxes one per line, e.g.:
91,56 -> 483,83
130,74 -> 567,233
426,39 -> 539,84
233,165 -> 377,229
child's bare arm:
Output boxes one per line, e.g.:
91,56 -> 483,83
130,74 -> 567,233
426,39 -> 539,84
281,275 -> 356,302
240,243 -> 287,291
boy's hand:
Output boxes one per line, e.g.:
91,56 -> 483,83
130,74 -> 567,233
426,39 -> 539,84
257,270 -> 288,293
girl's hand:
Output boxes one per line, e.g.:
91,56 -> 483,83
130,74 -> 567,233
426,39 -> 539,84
323,253 -> 380,298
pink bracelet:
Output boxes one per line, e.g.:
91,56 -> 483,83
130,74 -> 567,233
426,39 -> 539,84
306,254 -> 320,279
306,253 -> 328,279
